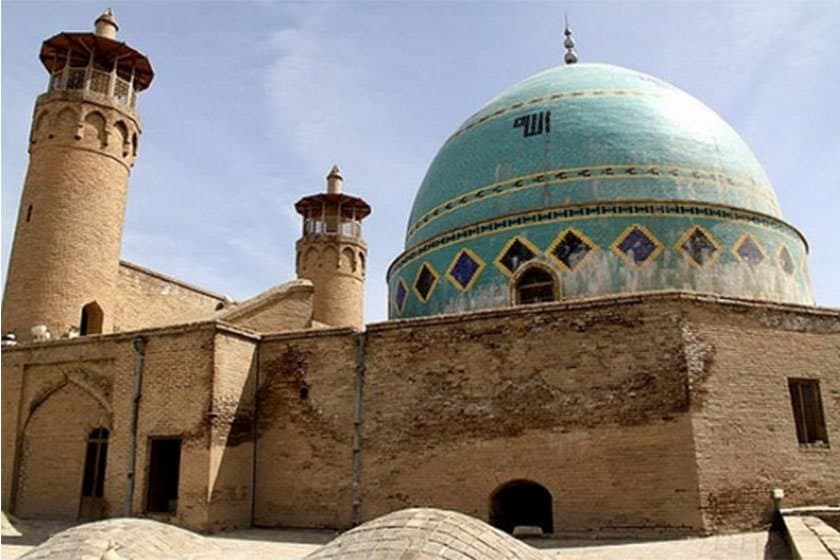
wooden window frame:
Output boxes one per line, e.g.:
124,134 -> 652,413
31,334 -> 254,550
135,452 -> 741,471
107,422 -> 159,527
788,378 -> 829,448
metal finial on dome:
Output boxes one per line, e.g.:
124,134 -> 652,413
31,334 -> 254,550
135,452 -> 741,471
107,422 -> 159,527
563,14 -> 579,65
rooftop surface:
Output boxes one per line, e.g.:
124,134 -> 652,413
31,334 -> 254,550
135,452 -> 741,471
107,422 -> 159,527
2,516 -> 792,560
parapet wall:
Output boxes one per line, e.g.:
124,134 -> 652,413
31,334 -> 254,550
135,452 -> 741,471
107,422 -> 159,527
113,261 -> 226,332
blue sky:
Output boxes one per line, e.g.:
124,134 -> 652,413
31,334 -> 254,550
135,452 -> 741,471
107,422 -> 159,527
3,1 -> 839,321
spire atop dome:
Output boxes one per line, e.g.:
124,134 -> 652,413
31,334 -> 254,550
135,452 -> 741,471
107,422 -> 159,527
563,14 -> 578,65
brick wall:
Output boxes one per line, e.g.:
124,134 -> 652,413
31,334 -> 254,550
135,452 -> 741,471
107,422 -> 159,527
253,328 -> 357,529
359,299 -> 704,537
2,336 -> 127,519
3,294 -> 837,535
128,326 -> 216,529
685,300 -> 840,532
113,262 -> 225,332
1,324 -> 221,530
207,330 -> 258,531
2,360 -> 24,507
251,295 -> 838,535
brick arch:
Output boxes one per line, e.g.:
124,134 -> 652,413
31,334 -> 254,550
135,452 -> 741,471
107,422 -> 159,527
83,111 -> 107,147
341,247 -> 357,272
31,110 -> 50,143
322,245 -> 339,269
113,120 -> 130,156
303,246 -> 319,269
489,479 -> 554,534
15,381 -> 111,518
53,106 -> 79,137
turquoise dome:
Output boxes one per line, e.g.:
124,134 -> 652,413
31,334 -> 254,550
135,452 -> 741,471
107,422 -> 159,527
388,63 -> 812,318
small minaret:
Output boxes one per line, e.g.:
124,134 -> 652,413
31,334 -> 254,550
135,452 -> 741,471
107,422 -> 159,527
1,10 -> 154,340
294,166 -> 371,329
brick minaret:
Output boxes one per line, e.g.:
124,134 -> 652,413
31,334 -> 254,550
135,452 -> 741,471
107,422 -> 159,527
2,10 -> 154,341
295,166 -> 371,329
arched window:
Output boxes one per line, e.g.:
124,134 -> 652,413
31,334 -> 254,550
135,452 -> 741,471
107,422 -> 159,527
513,266 -> 557,305
81,428 -> 109,499
490,479 -> 554,535
80,302 -> 104,335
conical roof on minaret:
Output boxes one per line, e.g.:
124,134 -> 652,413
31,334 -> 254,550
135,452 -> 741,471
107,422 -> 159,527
295,165 -> 371,220
38,9 -> 154,90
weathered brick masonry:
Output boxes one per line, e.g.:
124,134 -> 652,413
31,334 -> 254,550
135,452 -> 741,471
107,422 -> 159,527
684,300 -> 840,532
9,294 -> 830,535
113,261 -> 226,332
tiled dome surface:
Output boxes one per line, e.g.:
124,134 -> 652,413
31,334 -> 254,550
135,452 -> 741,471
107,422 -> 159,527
406,63 -> 781,247
388,64 -> 812,318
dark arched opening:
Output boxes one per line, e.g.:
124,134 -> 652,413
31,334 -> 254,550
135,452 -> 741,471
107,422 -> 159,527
79,427 -> 109,519
513,266 -> 557,305
490,479 -> 553,535
79,301 -> 103,335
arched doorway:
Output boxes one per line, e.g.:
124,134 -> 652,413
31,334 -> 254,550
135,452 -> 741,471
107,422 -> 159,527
512,265 -> 558,305
490,480 -> 553,535
80,301 -> 103,335
15,383 -> 110,518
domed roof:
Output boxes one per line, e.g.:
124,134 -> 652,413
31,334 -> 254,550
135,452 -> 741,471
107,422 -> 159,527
406,63 -> 779,248
304,508 -> 544,559
388,63 -> 811,318
18,518 -> 218,559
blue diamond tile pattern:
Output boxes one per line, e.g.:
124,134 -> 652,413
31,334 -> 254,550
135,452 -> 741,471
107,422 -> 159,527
450,251 -> 481,288
779,246 -> 795,275
617,227 -> 658,264
553,231 -> 592,269
414,264 -> 437,300
500,239 -> 536,273
395,280 -> 407,311
736,235 -> 765,266
681,228 -> 717,266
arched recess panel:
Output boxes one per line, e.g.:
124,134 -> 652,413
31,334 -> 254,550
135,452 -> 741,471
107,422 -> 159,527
15,383 -> 110,518
83,111 -> 107,146
341,247 -> 357,272
113,120 -> 129,156
31,111 -> 49,142
54,107 -> 78,136
322,246 -> 339,269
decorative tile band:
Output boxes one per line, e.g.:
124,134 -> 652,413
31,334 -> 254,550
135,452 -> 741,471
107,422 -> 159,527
392,222 -> 808,312
446,88 -> 661,143
407,164 -> 777,242
390,201 -> 806,279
